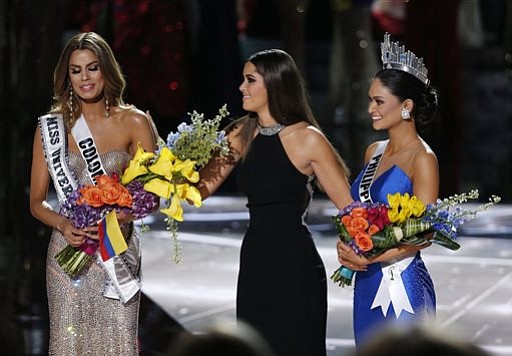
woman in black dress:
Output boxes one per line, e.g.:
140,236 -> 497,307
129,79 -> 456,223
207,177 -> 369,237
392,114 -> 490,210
198,49 -> 353,356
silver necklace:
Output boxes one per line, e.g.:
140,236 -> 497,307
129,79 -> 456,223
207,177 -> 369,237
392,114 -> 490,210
257,123 -> 285,136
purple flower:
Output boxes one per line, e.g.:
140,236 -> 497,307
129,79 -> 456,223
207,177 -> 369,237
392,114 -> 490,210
123,181 -> 159,219
338,201 -> 367,216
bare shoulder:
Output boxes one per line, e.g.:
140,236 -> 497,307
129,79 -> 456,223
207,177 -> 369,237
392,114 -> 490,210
289,124 -> 329,147
412,142 -> 439,177
116,106 -> 148,127
414,141 -> 438,168
364,140 -> 386,163
280,124 -> 337,166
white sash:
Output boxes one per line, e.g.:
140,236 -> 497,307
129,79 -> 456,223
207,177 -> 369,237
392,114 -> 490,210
71,114 -> 107,183
357,139 -> 415,318
358,140 -> 387,203
38,114 -> 78,205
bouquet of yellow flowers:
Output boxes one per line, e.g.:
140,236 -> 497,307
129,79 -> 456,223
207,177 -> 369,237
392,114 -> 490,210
121,105 -> 230,262
331,190 -> 501,287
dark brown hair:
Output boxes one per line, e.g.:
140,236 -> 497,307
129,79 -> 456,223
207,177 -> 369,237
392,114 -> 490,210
233,49 -> 349,177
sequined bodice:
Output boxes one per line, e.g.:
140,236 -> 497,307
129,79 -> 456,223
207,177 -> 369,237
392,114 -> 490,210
68,150 -> 131,185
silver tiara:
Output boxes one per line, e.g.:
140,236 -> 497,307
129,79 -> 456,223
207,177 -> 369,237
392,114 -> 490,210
380,33 -> 429,85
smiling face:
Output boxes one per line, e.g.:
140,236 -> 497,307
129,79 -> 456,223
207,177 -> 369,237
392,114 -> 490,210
68,49 -> 105,103
239,61 -> 269,116
367,78 -> 408,131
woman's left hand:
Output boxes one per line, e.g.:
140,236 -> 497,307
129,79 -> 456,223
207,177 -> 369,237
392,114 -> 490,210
337,241 -> 368,271
116,211 -> 133,225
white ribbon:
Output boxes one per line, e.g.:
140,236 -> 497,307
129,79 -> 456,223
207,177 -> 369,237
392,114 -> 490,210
371,256 -> 415,318
99,251 -> 141,303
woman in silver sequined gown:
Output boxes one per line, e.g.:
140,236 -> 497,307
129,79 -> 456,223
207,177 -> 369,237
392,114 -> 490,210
45,151 -> 141,355
30,32 -> 157,355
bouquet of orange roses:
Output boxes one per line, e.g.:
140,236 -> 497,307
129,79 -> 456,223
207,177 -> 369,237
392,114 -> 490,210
331,190 -> 501,287
56,174 -> 158,277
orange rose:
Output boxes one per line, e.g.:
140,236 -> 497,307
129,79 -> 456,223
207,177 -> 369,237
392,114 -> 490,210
100,181 -> 132,207
78,186 -> 104,207
351,207 -> 368,219
96,174 -> 118,187
100,185 -> 120,205
117,186 -> 133,207
351,217 -> 369,232
341,215 -> 352,227
355,231 -> 373,252
346,226 -> 358,237
368,224 -> 380,236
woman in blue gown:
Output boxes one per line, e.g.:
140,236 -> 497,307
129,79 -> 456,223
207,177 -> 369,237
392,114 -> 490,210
337,34 -> 440,347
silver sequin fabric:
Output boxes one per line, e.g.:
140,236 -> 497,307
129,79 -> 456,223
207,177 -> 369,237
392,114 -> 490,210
46,150 -> 140,355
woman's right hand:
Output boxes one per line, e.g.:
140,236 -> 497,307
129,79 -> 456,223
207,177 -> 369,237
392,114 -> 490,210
337,241 -> 368,271
57,217 -> 90,247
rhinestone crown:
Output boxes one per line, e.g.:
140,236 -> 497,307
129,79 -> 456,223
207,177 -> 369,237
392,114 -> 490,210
381,33 -> 429,85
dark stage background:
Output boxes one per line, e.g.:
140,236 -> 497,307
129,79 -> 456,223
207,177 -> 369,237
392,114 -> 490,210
1,0 -> 511,354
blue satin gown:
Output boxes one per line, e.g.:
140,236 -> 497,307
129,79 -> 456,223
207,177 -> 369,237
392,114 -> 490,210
350,164 -> 436,346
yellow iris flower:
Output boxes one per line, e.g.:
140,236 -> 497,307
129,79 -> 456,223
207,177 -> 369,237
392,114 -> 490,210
121,144 -> 155,185
148,146 -> 177,181
161,195 -> 184,222
175,183 -> 202,208
174,159 -> 200,183
144,178 -> 174,200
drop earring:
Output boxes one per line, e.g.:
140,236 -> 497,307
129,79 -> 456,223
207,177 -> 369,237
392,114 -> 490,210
68,83 -> 74,120
401,108 -> 410,120
105,96 -> 110,117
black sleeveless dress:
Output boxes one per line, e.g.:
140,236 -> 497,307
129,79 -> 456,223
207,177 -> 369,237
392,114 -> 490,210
237,130 -> 327,356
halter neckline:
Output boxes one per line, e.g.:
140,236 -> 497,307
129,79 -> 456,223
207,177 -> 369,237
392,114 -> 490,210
257,123 -> 285,136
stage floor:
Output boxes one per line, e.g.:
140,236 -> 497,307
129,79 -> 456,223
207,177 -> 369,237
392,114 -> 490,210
139,196 -> 512,356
